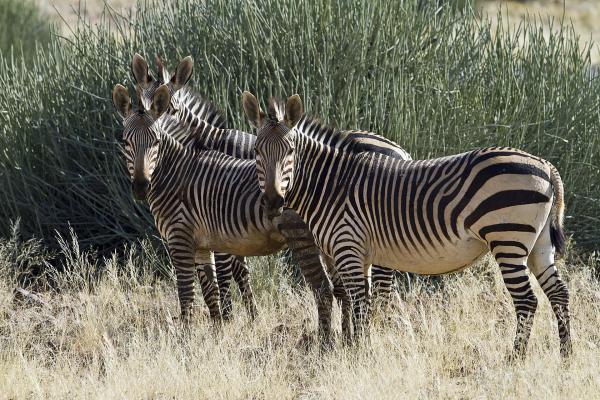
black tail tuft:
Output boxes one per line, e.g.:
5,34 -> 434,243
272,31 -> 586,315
550,224 -> 566,259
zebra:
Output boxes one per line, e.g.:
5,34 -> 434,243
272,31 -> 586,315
112,83 -> 345,342
132,53 -> 255,321
244,92 -> 571,358
130,54 -> 412,318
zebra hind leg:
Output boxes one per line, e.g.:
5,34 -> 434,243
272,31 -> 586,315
491,243 -> 538,360
214,253 -> 235,321
528,223 -> 572,357
231,256 -> 258,320
371,265 -> 401,320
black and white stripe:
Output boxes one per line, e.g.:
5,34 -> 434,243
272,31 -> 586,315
249,94 -> 571,358
134,55 -> 411,317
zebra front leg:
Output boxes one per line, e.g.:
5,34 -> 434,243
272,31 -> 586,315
214,253 -> 235,321
167,234 -> 197,326
323,254 -> 353,342
231,256 -> 258,320
276,211 -> 334,345
334,248 -> 372,340
196,250 -> 223,325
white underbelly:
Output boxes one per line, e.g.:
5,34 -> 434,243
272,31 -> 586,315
194,226 -> 286,257
372,236 -> 488,275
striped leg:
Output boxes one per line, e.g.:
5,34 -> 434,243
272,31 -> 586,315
214,253 -> 235,321
167,231 -> 197,325
196,250 -> 222,323
333,245 -> 371,339
276,210 -> 334,343
491,243 -> 538,359
528,225 -> 572,357
371,265 -> 401,314
231,256 -> 258,320
323,255 -> 353,342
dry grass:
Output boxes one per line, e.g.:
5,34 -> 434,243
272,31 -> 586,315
479,0 -> 600,63
39,1 -> 600,64
1,244 -> 599,399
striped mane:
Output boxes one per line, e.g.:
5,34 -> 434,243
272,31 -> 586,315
154,57 -> 227,130
269,97 -> 346,148
171,86 -> 227,130
270,97 -> 409,159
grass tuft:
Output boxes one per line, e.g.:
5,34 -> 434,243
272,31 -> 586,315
1,234 -> 599,398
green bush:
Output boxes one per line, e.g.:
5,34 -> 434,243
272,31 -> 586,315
0,0 -> 53,61
0,0 -> 598,253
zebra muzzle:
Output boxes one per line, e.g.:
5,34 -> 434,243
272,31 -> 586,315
261,193 -> 285,218
132,179 -> 150,201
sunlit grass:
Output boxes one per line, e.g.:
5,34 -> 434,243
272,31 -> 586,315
1,233 -> 599,399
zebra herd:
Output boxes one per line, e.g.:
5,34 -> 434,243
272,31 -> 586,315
112,54 -> 571,359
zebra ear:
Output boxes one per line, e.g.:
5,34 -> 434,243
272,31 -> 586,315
132,53 -> 153,89
284,94 -> 303,128
112,84 -> 132,119
170,56 -> 193,90
242,91 -> 265,129
150,84 -> 171,119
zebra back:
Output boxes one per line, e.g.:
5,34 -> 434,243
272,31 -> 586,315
269,97 -> 411,160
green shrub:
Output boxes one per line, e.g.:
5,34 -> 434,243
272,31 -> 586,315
0,0 -> 53,61
0,0 -> 598,253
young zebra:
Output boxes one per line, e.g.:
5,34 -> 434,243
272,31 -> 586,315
244,93 -> 571,358
130,54 -> 411,318
112,83 -> 339,340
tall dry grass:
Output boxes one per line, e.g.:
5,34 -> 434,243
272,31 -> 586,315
1,233 -> 599,399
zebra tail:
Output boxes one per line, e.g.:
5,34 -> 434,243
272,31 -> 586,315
549,163 -> 566,259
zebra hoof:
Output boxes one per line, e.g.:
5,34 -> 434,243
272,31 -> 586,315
560,341 -> 573,359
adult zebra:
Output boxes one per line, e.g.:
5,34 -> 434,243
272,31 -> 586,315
132,53 -> 255,320
130,54 -> 411,319
112,83 -> 340,341
244,93 -> 571,358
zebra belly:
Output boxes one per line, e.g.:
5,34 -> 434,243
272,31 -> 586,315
193,228 -> 286,257
371,236 -> 488,275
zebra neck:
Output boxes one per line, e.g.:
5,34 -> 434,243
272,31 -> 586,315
180,119 -> 225,151
286,133 -> 346,220
148,134 -> 187,203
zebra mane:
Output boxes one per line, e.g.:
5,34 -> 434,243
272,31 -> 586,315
267,97 -> 286,122
172,86 -> 228,129
152,57 -> 227,130
270,96 -> 411,159
270,96 -> 346,146
158,113 -> 211,151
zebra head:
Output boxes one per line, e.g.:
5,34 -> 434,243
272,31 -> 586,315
242,91 -> 303,217
131,53 -> 193,111
112,83 -> 171,201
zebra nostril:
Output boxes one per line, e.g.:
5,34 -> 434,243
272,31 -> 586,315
266,194 -> 284,211
272,195 -> 284,209
132,179 -> 150,200
261,192 -> 284,214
